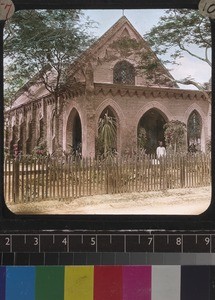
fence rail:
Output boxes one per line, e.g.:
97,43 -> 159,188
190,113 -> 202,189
4,154 -> 211,204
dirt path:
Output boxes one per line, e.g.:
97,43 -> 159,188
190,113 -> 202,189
7,186 -> 211,215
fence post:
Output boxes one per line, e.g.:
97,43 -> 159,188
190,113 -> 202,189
13,159 -> 19,203
180,156 -> 185,188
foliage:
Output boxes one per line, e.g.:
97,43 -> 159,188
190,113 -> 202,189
145,9 -> 211,65
137,127 -> 147,150
97,112 -> 117,158
144,9 -> 211,90
164,120 -> 187,154
206,140 -> 211,153
4,9 -> 96,105
109,36 -> 143,59
107,36 -> 174,87
33,142 -> 48,158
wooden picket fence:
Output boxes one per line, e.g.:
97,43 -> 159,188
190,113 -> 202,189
4,153 -> 211,204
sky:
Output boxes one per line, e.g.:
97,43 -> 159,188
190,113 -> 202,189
82,9 -> 211,90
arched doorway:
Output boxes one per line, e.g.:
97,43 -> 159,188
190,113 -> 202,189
66,109 -> 82,155
97,106 -> 118,157
187,110 -> 202,151
138,108 -> 167,154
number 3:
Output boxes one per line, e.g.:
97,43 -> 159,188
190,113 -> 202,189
34,237 -> 39,246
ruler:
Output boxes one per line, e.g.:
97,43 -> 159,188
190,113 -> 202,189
0,232 -> 213,253
1,232 -> 215,265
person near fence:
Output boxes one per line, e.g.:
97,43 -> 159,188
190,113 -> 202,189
156,141 -> 166,159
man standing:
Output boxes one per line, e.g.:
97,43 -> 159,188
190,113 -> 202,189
156,141 -> 166,159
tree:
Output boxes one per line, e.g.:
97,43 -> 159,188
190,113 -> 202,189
4,9 -> 96,149
137,127 -> 147,151
144,9 -> 211,91
164,120 -> 187,154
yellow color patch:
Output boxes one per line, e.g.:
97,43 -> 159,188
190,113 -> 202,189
64,266 -> 94,300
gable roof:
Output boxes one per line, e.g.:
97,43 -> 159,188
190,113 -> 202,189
11,15 -> 177,109
68,16 -> 176,86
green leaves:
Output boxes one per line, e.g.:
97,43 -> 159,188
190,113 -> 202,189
4,9 -> 96,105
164,120 -> 187,154
145,9 -> 211,63
98,112 -> 117,158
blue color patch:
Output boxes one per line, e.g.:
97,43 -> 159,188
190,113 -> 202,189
6,267 -> 35,300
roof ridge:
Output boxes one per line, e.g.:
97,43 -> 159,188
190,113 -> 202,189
69,15 -> 143,73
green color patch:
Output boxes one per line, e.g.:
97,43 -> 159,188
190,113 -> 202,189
35,266 -> 64,300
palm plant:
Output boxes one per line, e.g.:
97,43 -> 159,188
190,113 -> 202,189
98,112 -> 117,158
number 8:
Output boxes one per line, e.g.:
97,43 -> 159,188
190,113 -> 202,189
176,237 -> 182,246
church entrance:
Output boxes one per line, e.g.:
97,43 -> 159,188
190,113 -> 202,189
138,109 -> 167,154
66,109 -> 82,156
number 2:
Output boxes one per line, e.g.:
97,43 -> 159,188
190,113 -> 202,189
5,237 -> 10,246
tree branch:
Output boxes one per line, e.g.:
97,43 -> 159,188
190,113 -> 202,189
178,42 -> 211,66
162,74 -> 210,101
205,46 -> 212,67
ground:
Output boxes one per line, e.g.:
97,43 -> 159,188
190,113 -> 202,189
7,186 -> 211,215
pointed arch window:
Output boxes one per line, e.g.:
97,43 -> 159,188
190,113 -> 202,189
187,110 -> 202,150
113,60 -> 135,85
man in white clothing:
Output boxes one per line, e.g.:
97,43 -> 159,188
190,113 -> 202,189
156,141 -> 166,158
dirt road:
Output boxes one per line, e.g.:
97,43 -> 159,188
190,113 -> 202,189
7,186 -> 211,215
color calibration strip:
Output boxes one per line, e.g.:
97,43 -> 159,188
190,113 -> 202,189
0,266 -> 215,300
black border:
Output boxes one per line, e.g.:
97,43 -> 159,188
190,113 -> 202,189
0,0 -> 215,232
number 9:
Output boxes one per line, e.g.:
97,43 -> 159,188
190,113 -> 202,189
205,237 -> 210,245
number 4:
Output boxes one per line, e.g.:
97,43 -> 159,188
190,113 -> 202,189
62,238 -> 67,245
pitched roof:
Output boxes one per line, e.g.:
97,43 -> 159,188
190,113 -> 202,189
11,15 -> 177,108
68,15 -> 176,85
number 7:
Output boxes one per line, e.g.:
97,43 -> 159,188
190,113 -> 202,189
148,237 -> 153,245
4,4 -> 12,19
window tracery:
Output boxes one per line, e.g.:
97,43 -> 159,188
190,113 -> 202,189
113,60 -> 135,85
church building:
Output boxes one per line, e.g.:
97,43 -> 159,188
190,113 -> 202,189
4,16 -> 211,158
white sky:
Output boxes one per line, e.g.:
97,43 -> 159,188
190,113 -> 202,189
83,9 -> 211,89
